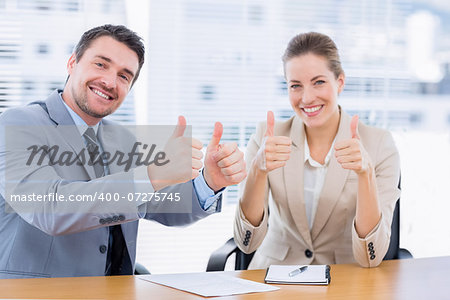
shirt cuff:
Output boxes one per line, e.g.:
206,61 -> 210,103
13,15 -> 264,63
193,174 -> 224,210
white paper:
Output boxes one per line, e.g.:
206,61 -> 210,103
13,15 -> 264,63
265,265 -> 329,285
139,271 -> 279,297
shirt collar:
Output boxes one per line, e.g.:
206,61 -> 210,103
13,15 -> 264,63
304,136 -> 335,167
59,92 -> 100,136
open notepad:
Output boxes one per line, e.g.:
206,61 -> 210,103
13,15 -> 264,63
265,265 -> 331,285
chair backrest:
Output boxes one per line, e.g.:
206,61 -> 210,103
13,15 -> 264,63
383,200 -> 400,260
235,246 -> 255,270
383,174 -> 403,260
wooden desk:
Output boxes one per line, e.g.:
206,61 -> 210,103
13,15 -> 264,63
0,256 -> 448,299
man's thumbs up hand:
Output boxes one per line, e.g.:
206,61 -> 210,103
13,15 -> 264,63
171,115 -> 186,138
203,122 -> 247,192
207,122 -> 223,152
147,116 -> 203,191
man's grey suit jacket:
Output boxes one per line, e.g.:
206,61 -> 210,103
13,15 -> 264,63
0,90 -> 219,278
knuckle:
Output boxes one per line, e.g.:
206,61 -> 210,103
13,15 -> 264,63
221,168 -> 231,176
229,142 -> 238,149
222,147 -> 232,156
220,157 -> 231,166
226,174 -> 236,182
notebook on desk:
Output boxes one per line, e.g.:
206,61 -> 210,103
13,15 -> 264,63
265,265 -> 331,285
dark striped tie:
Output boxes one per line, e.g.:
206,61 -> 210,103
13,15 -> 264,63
83,127 -> 105,178
83,127 -> 131,275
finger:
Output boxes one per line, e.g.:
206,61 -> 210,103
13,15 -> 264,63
335,137 -> 360,153
265,111 -> 275,137
224,171 -> 247,185
334,147 -> 356,157
271,136 -> 292,146
171,115 -> 186,138
336,153 -> 362,164
192,138 -> 203,150
266,160 -> 287,170
220,160 -> 246,176
339,161 -> 361,170
263,137 -> 291,153
191,170 -> 200,179
207,122 -> 223,151
265,152 -> 290,162
334,140 -> 352,151
351,115 -> 360,139
214,142 -> 238,163
192,148 -> 203,160
274,145 -> 292,154
216,145 -> 242,168
192,159 -> 203,170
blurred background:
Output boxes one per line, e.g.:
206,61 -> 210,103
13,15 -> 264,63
1,0 -> 449,273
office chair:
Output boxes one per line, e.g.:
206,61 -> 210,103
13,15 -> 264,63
206,177 -> 412,271
134,262 -> 150,275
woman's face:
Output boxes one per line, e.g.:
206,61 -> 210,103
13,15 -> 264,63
285,53 -> 344,130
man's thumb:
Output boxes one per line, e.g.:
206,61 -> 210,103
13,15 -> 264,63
207,122 -> 223,150
171,115 -> 186,138
350,115 -> 360,139
265,111 -> 275,137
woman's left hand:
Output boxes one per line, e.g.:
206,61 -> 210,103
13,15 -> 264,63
334,115 -> 373,175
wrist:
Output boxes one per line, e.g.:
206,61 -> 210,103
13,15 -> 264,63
146,165 -> 165,191
202,169 -> 222,192
357,165 -> 375,182
246,160 -> 269,189
252,157 -> 269,177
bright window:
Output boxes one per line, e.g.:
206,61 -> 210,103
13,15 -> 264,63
1,0 -> 449,274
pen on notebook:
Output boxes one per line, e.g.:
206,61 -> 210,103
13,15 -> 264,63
289,266 -> 308,277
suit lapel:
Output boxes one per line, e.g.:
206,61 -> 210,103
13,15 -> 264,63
284,116 -> 313,248
45,90 -> 96,179
97,122 -> 124,174
311,109 -> 351,241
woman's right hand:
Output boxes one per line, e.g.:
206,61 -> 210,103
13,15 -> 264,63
239,111 -> 292,227
254,111 -> 292,173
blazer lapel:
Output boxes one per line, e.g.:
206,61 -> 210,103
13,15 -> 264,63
284,116 -> 313,248
45,90 -> 96,179
97,122 -> 123,174
311,109 -> 351,241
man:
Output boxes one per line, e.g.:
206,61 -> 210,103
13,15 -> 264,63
0,24 -> 246,278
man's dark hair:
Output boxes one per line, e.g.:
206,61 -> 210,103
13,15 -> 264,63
74,24 -> 145,86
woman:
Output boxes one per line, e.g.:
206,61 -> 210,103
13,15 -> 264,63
234,32 -> 400,268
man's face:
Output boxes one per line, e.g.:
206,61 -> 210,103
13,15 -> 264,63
63,35 -> 139,125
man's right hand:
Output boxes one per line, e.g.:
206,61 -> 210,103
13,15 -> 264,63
254,111 -> 292,173
147,116 -> 203,191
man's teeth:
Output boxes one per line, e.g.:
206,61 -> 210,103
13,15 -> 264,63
304,106 -> 321,113
92,89 -> 110,100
